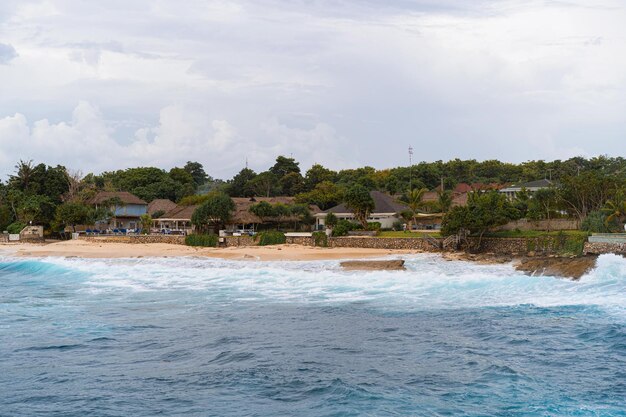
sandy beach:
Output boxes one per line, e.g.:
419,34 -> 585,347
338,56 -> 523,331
1,240 -> 415,261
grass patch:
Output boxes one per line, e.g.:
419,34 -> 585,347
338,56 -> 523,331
185,234 -> 218,247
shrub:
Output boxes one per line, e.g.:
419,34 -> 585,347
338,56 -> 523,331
312,231 -> 328,247
332,219 -> 358,237
185,234 -> 218,247
366,222 -> 381,231
325,212 -> 338,228
6,222 -> 26,234
257,230 -> 286,246
392,220 -> 404,231
581,210 -> 617,233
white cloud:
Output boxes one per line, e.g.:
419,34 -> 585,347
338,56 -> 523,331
0,0 -> 625,179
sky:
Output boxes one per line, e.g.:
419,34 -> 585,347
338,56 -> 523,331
0,0 -> 625,180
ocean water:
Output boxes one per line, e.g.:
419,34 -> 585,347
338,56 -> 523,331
0,253 -> 625,416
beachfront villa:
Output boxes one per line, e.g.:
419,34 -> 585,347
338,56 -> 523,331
153,197 -> 322,234
89,191 -> 148,231
499,179 -> 555,200
314,191 -> 407,230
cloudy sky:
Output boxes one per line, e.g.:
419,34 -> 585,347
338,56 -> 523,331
0,0 -> 625,179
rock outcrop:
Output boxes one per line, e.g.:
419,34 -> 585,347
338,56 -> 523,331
340,260 -> 406,271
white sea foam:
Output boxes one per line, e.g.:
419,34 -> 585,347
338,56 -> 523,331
13,253 -> 622,316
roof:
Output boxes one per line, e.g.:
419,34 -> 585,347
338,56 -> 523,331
90,191 -> 146,205
161,205 -> 198,220
147,199 -> 177,215
160,196 -> 322,224
324,191 -> 407,214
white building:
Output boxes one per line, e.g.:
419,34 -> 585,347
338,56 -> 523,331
314,191 -> 407,229
499,179 -> 555,200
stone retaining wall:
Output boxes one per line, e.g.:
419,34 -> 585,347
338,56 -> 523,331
583,241 -> 626,255
79,235 -> 186,245
329,237 -> 441,250
496,219 -> 579,232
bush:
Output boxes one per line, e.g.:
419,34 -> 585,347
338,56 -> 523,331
6,222 -> 26,234
366,222 -> 381,231
392,220 -> 404,231
332,219 -> 358,237
257,230 -> 286,246
185,234 -> 218,247
312,231 -> 328,247
581,210 -> 618,233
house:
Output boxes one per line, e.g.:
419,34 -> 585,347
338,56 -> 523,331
90,191 -> 147,230
314,191 -> 407,229
153,204 -> 196,234
147,199 -> 177,217
153,196 -> 322,234
499,179 -> 555,200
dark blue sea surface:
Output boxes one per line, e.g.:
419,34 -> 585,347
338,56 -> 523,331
1,254 -> 625,416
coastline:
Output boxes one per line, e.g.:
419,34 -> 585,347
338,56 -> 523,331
1,240 -> 606,278
1,240 -> 416,262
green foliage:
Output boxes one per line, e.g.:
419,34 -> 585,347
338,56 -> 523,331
140,214 -> 153,233
392,220 -> 404,231
295,181 -> 343,210
249,171 -> 279,197
183,161 -> 209,186
54,202 -> 92,232
257,230 -> 286,246
269,156 -> 300,178
225,168 -> 256,197
151,210 -> 166,219
325,212 -> 338,227
332,219 -> 358,237
344,184 -> 375,228
312,231 -> 328,247
191,192 -> 235,232
442,191 -> 519,241
249,201 -> 275,220
7,222 -> 26,234
185,234 -> 218,247
581,210 -> 615,233
304,164 -> 337,191
366,222 -> 381,231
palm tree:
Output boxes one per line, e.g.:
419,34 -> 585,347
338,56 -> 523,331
9,160 -> 35,191
603,190 -> 626,230
407,188 -> 428,230
437,190 -> 453,213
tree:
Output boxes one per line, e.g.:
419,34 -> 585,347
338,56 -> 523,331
249,171 -> 279,197
8,160 -> 35,191
325,212 -> 338,228
442,191 -> 519,248
437,190 -> 453,213
295,181 -> 343,210
249,201 -> 275,223
279,172 -> 305,196
558,172 -> 617,222
184,161 -> 209,186
304,164 -> 337,191
344,184 -> 374,228
406,188 -> 428,230
191,192 -> 235,232
54,202 -> 92,232
602,189 -> 626,229
269,156 -> 300,178
528,188 -> 557,229
226,168 -> 257,197
140,213 -> 153,234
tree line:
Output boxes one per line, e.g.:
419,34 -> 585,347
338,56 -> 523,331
0,155 -> 624,235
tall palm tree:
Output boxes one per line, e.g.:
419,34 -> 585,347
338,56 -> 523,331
437,190 -> 453,213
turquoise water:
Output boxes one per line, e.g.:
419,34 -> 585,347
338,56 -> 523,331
1,253 -> 625,416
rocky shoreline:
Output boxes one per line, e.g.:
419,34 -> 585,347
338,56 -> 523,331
441,252 -> 600,279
